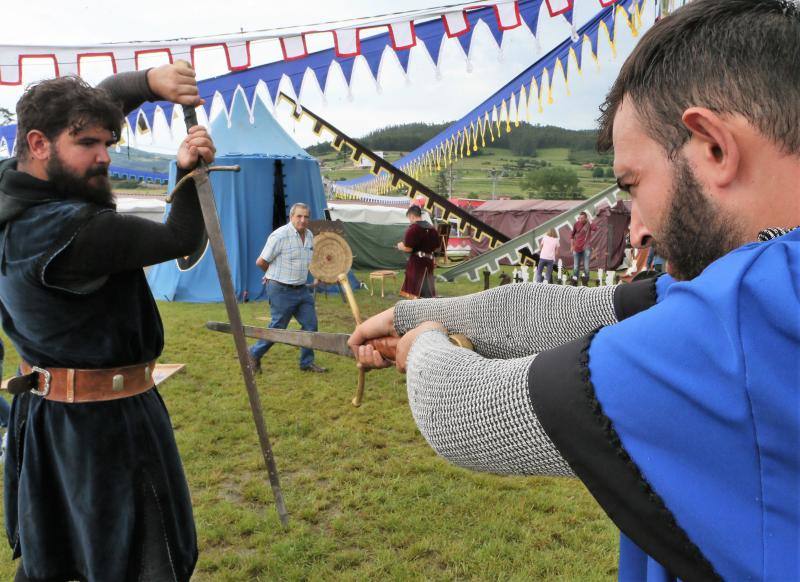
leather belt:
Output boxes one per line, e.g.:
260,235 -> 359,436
273,280 -> 306,289
8,360 -> 157,403
415,251 -> 435,259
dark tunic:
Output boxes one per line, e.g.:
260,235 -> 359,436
0,73 -> 204,582
400,221 -> 440,299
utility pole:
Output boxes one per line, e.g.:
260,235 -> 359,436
488,169 -> 505,200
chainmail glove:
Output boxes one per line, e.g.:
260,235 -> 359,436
406,329 -> 574,477
394,283 -> 618,358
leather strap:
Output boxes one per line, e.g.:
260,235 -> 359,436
11,360 -> 157,403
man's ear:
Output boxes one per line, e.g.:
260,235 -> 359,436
25,130 -> 52,162
681,107 -> 740,189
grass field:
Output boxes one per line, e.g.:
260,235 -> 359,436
321,147 -> 617,200
0,272 -> 619,580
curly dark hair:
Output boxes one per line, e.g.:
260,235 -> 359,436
598,0 -> 800,157
15,76 -> 123,160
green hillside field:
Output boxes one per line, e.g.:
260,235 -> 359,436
319,147 -> 616,199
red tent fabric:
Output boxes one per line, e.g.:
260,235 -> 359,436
468,198 -> 631,270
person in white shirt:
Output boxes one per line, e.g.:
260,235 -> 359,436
248,203 -> 327,373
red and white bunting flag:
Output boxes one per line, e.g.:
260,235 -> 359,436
334,29 -> 360,57
389,21 -> 416,50
226,41 -> 250,70
544,0 -> 573,16
76,51 -> 116,76
280,36 -> 308,61
443,11 -> 470,37
494,2 -> 522,30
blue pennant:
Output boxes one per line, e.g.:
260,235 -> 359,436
394,48 -> 412,75
520,0 -> 545,36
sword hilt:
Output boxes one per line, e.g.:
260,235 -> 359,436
182,104 -> 199,133
365,336 -> 399,361
363,333 -> 472,363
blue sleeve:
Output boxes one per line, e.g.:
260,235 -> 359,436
589,281 -> 761,579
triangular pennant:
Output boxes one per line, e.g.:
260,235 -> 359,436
338,57 -> 357,86
483,16 -> 505,47
266,76 -> 283,104
243,84 -> 260,111
394,48 -> 411,75
457,27 -> 477,56
602,7 -> 618,44
363,47 -> 382,81
288,71 -> 304,99
519,0 -> 544,36
570,37 -> 584,71
423,35 -> 444,68
587,25 -> 601,57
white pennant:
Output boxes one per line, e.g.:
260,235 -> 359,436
389,21 -> 416,49
280,36 -> 308,60
334,29 -> 360,57
443,11 -> 469,37
495,2 -> 522,30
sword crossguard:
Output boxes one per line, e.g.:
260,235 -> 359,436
164,165 -> 242,203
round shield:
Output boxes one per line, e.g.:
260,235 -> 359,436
310,232 -> 353,284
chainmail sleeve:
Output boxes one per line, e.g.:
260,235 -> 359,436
394,284 -> 617,358
406,329 -> 574,477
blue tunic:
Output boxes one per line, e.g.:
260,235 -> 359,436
532,230 -> 798,580
589,231 -> 800,579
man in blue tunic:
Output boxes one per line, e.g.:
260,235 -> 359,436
0,63 -> 215,581
350,1 -> 800,579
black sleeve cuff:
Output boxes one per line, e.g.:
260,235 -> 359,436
529,334 -> 720,581
97,69 -> 159,115
613,277 -> 658,321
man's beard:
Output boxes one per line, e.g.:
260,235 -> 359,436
46,150 -> 114,207
655,156 -> 744,281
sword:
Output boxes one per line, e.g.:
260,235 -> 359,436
205,322 -> 474,365
179,104 -> 288,527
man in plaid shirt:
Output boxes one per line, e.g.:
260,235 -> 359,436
248,203 -> 327,373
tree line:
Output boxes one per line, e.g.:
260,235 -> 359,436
306,121 -> 601,158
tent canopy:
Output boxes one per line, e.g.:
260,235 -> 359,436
326,202 -> 431,271
146,96 -> 327,302
146,154 -> 326,302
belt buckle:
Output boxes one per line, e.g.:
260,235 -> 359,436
30,366 -> 51,397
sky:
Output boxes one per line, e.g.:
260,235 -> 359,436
1,1 -> 654,147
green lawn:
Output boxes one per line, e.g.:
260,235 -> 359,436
322,147 -> 617,200
0,272 -> 618,580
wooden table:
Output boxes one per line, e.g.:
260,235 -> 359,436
369,270 -> 398,298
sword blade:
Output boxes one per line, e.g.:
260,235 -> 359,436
206,322 -> 354,358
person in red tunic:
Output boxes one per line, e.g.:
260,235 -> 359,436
397,205 -> 441,299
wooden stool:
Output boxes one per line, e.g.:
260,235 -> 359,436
369,270 -> 398,298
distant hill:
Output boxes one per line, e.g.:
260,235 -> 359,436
109,147 -> 172,173
306,122 -> 601,158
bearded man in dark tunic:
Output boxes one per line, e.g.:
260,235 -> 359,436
397,205 -> 441,299
0,62 -> 215,582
